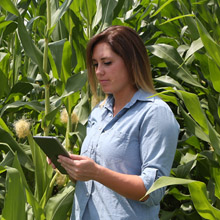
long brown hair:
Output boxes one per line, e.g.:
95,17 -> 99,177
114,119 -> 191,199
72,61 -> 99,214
86,25 -> 155,96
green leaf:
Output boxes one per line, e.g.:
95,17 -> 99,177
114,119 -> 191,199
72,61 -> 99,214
74,92 -> 90,125
160,14 -> 195,26
5,81 -> 34,102
208,58 -> 220,93
155,75 -> 185,90
2,155 -> 26,220
10,148 -> 46,219
0,128 -> 34,171
168,187 -> 191,201
28,134 -> 53,202
173,160 -> 196,178
0,0 -> 20,16
0,117 -> 14,136
43,104 -> 61,128
147,44 -> 204,89
147,176 -> 220,220
147,176 -> 196,195
150,0 -> 174,18
94,0 -> 119,32
0,21 -> 13,29
176,90 -> 209,133
61,41 -> 72,83
0,53 -> 10,97
48,39 -> 66,79
196,18 -> 220,68
51,0 -> 74,27
188,181 -> 220,220
179,1 -> 199,40
17,17 -> 48,84
45,183 -> 74,220
0,69 -> 8,99
178,104 -> 210,142
185,38 -> 203,61
79,0 -> 96,27
62,71 -> 87,98
211,166 -> 220,199
208,122 -> 220,156
1,100 -> 44,117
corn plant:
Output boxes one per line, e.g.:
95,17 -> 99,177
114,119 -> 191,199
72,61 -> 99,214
0,0 -> 220,219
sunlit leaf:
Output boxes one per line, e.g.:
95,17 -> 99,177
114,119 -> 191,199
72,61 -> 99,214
62,71 -> 87,98
147,44 -> 204,89
45,182 -> 74,220
196,18 -> 220,67
178,104 -> 210,142
208,58 -> 220,93
17,17 -> 48,84
185,38 -> 203,61
0,0 -> 20,16
0,128 -> 34,171
2,156 -> 25,220
94,0 -> 119,32
188,181 -> 220,220
48,39 -> 66,79
147,176 -> 220,220
1,100 -> 44,117
51,0 -> 73,27
160,14 -> 194,25
176,90 -> 209,133
150,0 -> 174,18
5,82 -> 34,103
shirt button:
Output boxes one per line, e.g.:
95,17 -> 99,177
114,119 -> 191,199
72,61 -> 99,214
99,127 -> 102,130
86,193 -> 89,197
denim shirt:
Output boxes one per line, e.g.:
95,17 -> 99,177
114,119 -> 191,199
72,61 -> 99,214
71,89 -> 179,220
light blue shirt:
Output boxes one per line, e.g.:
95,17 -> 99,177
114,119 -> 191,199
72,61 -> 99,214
71,89 -> 179,220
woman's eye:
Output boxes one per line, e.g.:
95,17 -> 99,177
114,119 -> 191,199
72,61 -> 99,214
104,62 -> 112,65
93,63 -> 98,68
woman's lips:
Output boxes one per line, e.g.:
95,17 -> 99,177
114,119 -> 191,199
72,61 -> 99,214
99,80 -> 109,85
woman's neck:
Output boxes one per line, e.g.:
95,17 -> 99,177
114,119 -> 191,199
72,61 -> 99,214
113,88 -> 137,116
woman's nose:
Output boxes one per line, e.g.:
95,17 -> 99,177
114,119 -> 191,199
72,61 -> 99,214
95,64 -> 104,76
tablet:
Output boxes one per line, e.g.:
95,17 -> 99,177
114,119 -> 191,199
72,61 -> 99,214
33,136 -> 70,174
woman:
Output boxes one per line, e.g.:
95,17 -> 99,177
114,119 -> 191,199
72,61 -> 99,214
57,25 -> 179,220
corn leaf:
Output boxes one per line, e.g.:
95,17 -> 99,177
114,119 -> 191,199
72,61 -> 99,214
48,39 -> 66,79
94,0 -> 119,32
150,0 -> 174,18
176,90 -> 209,133
2,155 -> 25,220
178,104 -> 210,142
17,17 -> 48,84
147,44 -> 204,89
45,183 -> 75,220
0,0 -> 20,16
51,0 -> 73,27
12,149 -> 46,219
196,18 -> 220,68
147,176 -> 220,220
188,181 -> 220,220
0,128 -> 34,171
208,58 -> 220,93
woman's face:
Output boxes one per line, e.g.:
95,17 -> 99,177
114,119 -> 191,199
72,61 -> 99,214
92,42 -> 135,97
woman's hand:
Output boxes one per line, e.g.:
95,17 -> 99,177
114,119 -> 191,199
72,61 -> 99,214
57,154 -> 100,182
47,157 -> 56,169
58,154 -> 148,201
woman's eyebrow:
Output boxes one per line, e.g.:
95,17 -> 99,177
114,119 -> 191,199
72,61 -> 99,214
92,57 -> 111,62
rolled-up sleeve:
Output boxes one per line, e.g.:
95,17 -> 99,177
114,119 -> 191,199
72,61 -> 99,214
139,102 -> 179,206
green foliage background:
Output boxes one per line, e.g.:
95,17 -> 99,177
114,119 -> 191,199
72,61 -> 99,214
0,0 -> 220,219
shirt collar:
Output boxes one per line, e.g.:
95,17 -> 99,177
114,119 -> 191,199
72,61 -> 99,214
102,89 -> 155,111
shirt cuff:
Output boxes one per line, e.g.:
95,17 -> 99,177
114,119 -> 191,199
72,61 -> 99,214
139,167 -> 165,206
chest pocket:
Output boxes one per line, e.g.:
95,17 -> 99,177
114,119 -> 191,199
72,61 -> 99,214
96,129 -> 130,165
